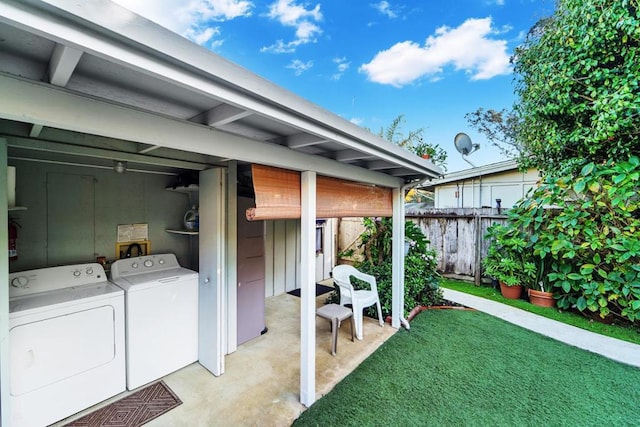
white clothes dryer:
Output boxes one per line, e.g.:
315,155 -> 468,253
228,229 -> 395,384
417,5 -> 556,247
9,263 -> 126,427
110,253 -> 198,390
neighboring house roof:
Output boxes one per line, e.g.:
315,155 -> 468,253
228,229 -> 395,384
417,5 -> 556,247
0,0 -> 442,187
421,160 -> 522,188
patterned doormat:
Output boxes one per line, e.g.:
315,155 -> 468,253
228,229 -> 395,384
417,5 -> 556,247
64,381 -> 182,427
287,283 -> 335,298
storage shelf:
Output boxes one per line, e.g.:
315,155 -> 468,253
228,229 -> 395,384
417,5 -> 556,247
165,229 -> 199,236
165,184 -> 199,193
8,206 -> 27,211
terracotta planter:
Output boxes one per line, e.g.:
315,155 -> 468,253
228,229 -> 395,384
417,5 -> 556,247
499,282 -> 523,299
528,289 -> 556,307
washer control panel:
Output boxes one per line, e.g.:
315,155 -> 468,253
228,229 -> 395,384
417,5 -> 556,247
9,263 -> 107,298
110,253 -> 180,279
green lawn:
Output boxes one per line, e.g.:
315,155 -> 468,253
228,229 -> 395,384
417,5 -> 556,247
294,310 -> 640,426
441,279 -> 640,345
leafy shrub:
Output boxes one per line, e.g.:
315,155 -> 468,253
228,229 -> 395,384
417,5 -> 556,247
508,157 -> 640,322
482,221 -> 537,287
339,217 -> 443,318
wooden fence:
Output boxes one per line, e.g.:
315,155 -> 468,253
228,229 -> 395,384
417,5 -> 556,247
336,209 -> 509,284
407,208 -> 508,284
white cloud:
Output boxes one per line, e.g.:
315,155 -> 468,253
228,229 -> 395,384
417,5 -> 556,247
112,0 -> 252,47
359,17 -> 511,87
331,57 -> 351,80
189,0 -> 254,21
286,59 -> 314,75
262,0 -> 323,53
184,26 -> 222,46
371,1 -> 398,19
350,117 -> 364,126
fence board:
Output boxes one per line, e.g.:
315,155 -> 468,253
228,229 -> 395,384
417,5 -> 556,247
407,208 -> 507,283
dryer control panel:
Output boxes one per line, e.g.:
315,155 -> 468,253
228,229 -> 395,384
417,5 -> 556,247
9,263 -> 107,298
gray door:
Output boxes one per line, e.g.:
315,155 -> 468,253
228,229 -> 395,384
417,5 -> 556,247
237,196 -> 266,345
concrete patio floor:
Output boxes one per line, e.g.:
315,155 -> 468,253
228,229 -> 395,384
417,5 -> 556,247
56,291 -> 397,427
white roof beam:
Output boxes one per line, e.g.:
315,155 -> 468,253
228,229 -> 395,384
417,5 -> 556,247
48,43 -> 83,87
29,124 -> 43,138
218,122 -> 278,141
7,136 -> 211,170
286,133 -> 330,149
138,144 -> 161,154
335,149 -> 376,162
367,160 -> 394,171
191,104 -> 252,127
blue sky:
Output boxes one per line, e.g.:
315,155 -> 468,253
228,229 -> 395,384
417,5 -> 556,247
112,0 -> 554,172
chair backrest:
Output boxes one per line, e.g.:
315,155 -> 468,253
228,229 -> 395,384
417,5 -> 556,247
332,265 -> 377,294
332,264 -> 357,297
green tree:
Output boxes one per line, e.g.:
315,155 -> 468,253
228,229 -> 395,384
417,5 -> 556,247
513,0 -> 640,172
464,108 -> 522,158
378,114 -> 448,171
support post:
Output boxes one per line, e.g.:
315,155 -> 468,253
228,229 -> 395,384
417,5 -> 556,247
198,168 -> 226,376
391,187 -> 405,329
300,171 -> 316,406
0,139 -> 9,425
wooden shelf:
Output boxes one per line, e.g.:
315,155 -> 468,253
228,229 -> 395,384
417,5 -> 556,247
165,229 -> 199,236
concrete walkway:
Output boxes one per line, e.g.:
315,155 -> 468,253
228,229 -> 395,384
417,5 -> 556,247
443,288 -> 640,368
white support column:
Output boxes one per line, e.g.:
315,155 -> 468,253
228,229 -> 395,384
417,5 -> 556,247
300,171 -> 316,406
198,168 -> 227,376
391,187 -> 405,329
0,138 -> 10,426
226,162 -> 238,355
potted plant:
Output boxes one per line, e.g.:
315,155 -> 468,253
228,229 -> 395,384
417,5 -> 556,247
527,261 -> 556,307
483,223 -> 536,299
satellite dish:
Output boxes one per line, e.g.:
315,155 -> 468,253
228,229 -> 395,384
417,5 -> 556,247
454,132 -> 479,155
454,132 -> 480,167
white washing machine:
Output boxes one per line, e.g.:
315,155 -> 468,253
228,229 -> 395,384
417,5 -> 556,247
9,263 -> 126,427
110,253 -> 199,390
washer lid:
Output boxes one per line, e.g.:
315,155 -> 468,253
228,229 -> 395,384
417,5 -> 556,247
111,268 -> 198,292
9,282 -> 123,315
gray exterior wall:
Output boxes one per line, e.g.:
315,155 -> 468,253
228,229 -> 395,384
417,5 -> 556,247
8,160 -> 193,273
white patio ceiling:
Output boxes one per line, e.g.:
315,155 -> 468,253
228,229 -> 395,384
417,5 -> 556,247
0,0 -> 443,186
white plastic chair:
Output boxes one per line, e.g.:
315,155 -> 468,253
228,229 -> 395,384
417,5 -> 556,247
332,265 -> 384,340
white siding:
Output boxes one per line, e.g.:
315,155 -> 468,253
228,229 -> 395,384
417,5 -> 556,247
434,168 -> 538,209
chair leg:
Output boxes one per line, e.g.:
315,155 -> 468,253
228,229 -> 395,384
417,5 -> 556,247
353,306 -> 363,340
349,316 -> 355,342
331,318 -> 338,356
376,300 -> 384,327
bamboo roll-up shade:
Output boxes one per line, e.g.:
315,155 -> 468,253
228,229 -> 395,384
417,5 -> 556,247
316,175 -> 392,218
246,164 -> 301,221
247,164 -> 393,220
